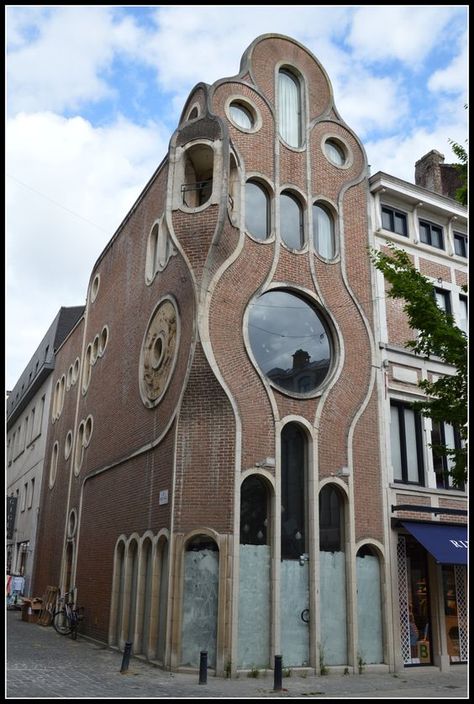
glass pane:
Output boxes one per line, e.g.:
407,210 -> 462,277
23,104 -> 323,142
435,290 -> 448,312
281,424 -> 306,559
431,421 -> 445,488
247,290 -> 331,394
319,486 -> 342,552
454,234 -> 466,257
404,408 -> 419,482
432,226 -> 443,249
325,140 -> 345,166
280,192 -> 303,249
313,204 -> 335,258
390,406 -> 403,480
419,222 -> 429,244
230,103 -> 253,129
405,537 -> 432,665
381,208 -> 392,231
442,566 -> 461,663
245,181 -> 269,240
240,476 -> 268,545
394,212 -> 407,236
278,70 -> 301,147
459,297 -> 467,335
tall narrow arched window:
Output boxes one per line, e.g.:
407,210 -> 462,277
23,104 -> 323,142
245,180 -> 270,240
280,423 -> 310,667
278,69 -> 302,148
280,191 -> 304,250
319,484 -> 347,665
238,475 -> 271,669
313,203 -> 336,259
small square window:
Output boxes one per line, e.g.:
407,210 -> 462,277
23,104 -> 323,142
381,206 -> 408,237
419,219 -> 444,250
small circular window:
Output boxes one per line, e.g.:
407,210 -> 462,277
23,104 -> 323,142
324,139 -> 346,166
229,101 -> 254,130
247,290 -> 332,395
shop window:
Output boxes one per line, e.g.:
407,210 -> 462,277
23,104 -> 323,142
245,180 -> 270,240
181,144 -> 213,208
442,565 -> 467,663
390,401 -> 424,485
313,203 -> 336,259
280,191 -> 304,250
400,535 -> 432,666
278,68 -> 302,148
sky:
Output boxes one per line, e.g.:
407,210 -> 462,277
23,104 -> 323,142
5,5 -> 468,390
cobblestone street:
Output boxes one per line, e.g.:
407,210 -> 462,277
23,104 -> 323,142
6,611 -> 468,699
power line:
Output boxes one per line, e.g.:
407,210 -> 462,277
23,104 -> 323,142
7,174 -> 110,234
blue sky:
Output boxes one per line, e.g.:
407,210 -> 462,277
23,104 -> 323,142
6,5 -> 468,389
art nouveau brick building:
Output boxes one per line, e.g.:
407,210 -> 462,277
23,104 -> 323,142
31,34 -> 467,675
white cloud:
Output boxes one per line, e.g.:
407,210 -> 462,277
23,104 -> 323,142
6,111 -> 171,387
7,6 -> 145,114
348,6 -> 460,65
428,36 -> 468,96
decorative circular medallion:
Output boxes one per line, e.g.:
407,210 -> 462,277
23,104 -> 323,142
139,297 -> 179,407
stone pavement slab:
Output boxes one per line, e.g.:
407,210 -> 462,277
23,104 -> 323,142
6,610 -> 468,699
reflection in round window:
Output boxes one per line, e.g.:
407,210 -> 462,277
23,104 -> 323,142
324,140 -> 345,166
247,290 -> 332,394
229,102 -> 254,130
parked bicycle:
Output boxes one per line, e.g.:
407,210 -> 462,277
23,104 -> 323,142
52,588 -> 84,640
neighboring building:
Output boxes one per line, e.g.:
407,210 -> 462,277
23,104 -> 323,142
369,165 -> 468,669
7,306 -> 84,595
30,34 -> 467,676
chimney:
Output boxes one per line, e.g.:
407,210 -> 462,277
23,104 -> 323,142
415,149 -> 463,200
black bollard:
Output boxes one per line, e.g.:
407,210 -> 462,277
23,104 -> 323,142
198,650 -> 208,684
273,654 -> 282,691
120,641 -> 133,673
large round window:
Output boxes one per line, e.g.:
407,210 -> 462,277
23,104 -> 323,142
247,290 -> 332,395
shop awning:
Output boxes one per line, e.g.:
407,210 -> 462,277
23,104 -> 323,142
401,521 -> 467,565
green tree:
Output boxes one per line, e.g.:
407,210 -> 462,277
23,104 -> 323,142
449,138 -> 467,206
370,243 -> 467,487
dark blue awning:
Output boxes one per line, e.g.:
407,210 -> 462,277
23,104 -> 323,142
401,521 -> 467,565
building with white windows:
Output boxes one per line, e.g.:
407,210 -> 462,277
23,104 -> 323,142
370,151 -> 467,669
7,307 -> 83,595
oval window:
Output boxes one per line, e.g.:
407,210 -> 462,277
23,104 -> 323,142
247,290 -> 332,395
324,140 -> 346,166
229,102 -> 254,130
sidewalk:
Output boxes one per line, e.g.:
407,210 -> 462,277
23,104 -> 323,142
6,610 -> 468,699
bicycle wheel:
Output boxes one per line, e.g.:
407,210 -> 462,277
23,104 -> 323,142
52,609 -> 72,635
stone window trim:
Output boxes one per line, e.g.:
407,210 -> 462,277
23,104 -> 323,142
275,61 -> 306,152
321,134 -> 353,170
245,284 -> 338,401
139,295 -> 181,408
174,139 -> 218,214
49,441 -> 59,489
74,414 -> 93,476
64,430 -> 73,460
67,509 -> 78,539
90,274 -> 100,303
186,103 -> 201,121
52,373 -> 66,423
98,325 -> 109,357
224,95 -> 262,134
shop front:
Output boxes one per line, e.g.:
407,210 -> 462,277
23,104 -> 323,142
395,521 -> 467,668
